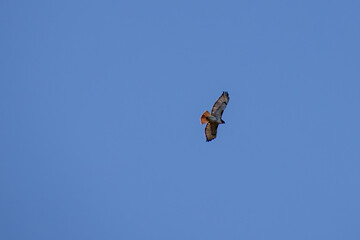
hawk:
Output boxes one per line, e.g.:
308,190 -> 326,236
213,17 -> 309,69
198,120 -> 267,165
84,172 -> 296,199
201,91 -> 230,142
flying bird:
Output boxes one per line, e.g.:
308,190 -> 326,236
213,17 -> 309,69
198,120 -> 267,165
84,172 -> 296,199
201,91 -> 229,141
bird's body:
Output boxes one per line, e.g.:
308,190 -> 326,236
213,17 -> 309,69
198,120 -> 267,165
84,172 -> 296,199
201,91 -> 229,141
206,114 -> 222,124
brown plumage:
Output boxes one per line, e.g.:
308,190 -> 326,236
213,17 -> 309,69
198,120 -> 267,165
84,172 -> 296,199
201,91 -> 229,141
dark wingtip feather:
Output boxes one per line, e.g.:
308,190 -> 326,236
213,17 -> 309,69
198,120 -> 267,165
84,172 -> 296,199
206,135 -> 216,142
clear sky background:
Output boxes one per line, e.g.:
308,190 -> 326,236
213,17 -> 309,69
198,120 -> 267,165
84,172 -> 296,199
1,1 -> 360,239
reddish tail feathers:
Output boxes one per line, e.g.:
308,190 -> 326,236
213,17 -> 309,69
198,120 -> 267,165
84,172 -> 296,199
201,111 -> 211,124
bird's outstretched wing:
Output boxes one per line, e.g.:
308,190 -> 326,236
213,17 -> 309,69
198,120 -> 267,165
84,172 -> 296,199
205,123 -> 219,142
211,91 -> 229,118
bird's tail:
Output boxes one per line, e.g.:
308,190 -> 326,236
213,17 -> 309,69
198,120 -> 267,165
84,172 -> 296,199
201,111 -> 211,124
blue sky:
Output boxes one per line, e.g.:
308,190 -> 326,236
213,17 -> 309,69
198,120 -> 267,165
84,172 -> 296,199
1,0 -> 360,239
